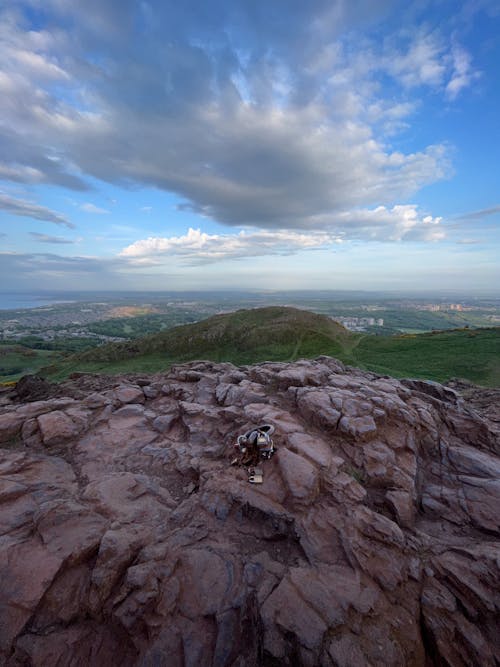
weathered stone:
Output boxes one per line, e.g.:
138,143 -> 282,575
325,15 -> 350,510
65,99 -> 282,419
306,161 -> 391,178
0,539 -> 63,653
296,389 -> 342,430
402,378 -> 461,404
261,577 -> 328,654
278,448 -> 319,501
37,410 -> 80,446
21,417 -> 38,441
216,380 -> 266,406
15,397 -> 76,418
0,412 -> 24,443
287,432 -> 333,468
114,385 -> 145,405
114,403 -> 146,417
386,489 -> 415,527
152,413 -> 177,432
0,357 -> 498,667
83,392 -> 112,409
339,414 -> 377,439
327,633 -> 367,667
11,623 -> 136,667
89,525 -> 152,611
142,386 -> 158,399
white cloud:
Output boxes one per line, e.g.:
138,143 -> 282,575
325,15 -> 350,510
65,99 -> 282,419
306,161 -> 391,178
0,193 -> 74,227
120,227 -> 338,264
0,164 -> 45,183
385,32 -> 447,88
384,31 -> 479,99
9,48 -> 69,81
29,231 -> 74,244
455,204 -> 500,220
331,206 -> 444,241
446,46 -> 481,99
80,202 -> 110,214
119,206 -> 444,265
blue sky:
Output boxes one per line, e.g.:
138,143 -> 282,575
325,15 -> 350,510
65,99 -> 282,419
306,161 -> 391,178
0,0 -> 499,292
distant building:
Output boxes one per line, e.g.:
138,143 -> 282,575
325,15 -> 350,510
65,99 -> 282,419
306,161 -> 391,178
331,316 -> 384,331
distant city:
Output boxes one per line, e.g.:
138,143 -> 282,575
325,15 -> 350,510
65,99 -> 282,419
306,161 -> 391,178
333,317 -> 384,331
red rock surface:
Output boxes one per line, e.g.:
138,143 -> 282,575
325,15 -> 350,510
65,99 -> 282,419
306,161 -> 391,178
0,357 -> 499,666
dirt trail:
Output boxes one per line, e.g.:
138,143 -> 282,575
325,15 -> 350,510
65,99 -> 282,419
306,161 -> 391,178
290,334 -> 305,361
341,333 -> 369,362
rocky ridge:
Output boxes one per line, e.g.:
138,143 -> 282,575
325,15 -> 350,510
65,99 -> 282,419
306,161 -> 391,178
0,357 -> 499,666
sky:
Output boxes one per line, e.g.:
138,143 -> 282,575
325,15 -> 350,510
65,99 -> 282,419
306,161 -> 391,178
0,0 -> 499,293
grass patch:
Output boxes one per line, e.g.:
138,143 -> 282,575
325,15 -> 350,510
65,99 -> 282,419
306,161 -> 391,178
0,346 -> 59,383
42,352 -> 173,381
344,465 -> 366,485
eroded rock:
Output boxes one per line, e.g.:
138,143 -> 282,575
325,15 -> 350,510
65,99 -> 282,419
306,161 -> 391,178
0,358 -> 498,667
37,410 -> 82,446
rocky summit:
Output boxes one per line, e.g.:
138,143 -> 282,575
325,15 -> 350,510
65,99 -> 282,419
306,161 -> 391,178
0,358 -> 499,667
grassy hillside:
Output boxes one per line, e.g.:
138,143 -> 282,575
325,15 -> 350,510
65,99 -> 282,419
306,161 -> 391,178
351,328 -> 500,386
0,345 -> 59,383
40,307 -> 352,380
38,307 -> 500,387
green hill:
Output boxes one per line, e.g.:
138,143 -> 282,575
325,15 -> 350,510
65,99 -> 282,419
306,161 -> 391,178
39,307 -> 500,387
40,307 -> 352,380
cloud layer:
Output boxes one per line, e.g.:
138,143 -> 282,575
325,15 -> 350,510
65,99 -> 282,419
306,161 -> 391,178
0,193 -> 74,228
29,232 -> 74,244
0,1 -> 479,242
120,206 -> 443,265
120,227 -> 337,265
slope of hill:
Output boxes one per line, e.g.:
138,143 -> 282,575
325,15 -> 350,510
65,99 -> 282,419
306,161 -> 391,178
40,307 -> 353,379
39,307 -> 500,386
0,345 -> 56,382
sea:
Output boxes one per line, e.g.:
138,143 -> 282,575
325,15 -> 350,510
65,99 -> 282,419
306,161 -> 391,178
0,292 -> 77,311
